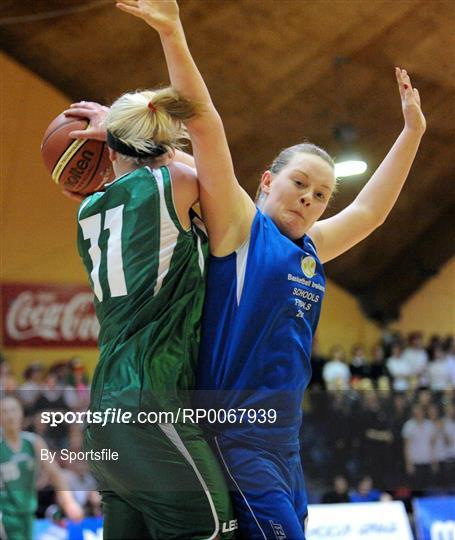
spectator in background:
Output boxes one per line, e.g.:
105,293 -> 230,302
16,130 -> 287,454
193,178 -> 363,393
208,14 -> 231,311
415,388 -> 434,415
427,334 -> 442,359
0,396 -> 83,540
402,404 -> 436,490
402,332 -> 429,388
443,336 -> 455,387
427,346 -> 451,394
349,344 -> 369,380
357,390 -> 394,487
442,335 -> 454,351
386,343 -> 412,392
34,371 -> 70,412
322,346 -> 350,391
51,361 -> 72,386
387,393 -> 410,486
18,363 -> 44,411
309,337 -> 327,389
65,359 -> 90,412
321,475 -> 350,504
369,345 -> 386,384
349,475 -> 391,503
428,403 -> 446,485
381,328 -> 403,358
33,371 -> 70,449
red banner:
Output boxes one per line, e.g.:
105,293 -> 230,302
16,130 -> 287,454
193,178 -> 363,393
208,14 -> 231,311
1,283 -> 99,347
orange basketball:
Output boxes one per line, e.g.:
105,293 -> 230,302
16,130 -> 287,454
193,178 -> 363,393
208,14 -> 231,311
41,113 -> 114,195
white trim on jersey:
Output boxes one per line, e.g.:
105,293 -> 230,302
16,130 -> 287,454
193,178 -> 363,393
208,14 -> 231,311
158,424 -> 220,540
235,237 -> 250,306
197,232 -> 205,275
152,167 -> 179,296
214,436 -> 267,539
191,214 -> 207,236
102,171 -> 130,189
79,213 -> 104,301
77,196 -> 93,220
104,205 -> 127,297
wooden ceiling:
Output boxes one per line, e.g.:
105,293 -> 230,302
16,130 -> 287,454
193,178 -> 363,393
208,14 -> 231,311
1,0 -> 454,322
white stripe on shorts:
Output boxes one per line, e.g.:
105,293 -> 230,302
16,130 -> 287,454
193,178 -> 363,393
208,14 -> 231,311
158,423 -> 219,540
214,436 -> 267,539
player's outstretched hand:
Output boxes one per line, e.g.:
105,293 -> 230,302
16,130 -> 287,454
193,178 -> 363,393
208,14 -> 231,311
64,101 -> 109,141
63,499 -> 84,522
395,67 -> 426,136
116,0 -> 180,35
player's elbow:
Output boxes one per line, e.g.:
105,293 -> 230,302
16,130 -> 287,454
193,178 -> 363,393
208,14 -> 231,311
186,104 -> 224,137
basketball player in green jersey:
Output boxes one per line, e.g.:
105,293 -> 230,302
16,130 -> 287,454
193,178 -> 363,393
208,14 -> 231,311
68,88 -> 235,539
0,396 -> 83,540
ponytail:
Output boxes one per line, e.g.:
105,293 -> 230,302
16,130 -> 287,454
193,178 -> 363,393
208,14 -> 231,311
106,87 -> 203,156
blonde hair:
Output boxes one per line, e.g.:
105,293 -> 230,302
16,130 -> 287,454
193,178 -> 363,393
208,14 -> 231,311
105,87 -> 203,156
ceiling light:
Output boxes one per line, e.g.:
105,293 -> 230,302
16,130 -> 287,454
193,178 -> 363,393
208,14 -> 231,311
335,160 -> 367,178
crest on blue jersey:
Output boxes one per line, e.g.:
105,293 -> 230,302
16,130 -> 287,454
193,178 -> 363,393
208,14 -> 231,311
301,255 -> 316,278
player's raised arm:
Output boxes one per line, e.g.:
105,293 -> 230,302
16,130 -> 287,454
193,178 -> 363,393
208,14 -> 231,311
34,436 -> 84,522
116,0 -> 256,255
307,68 -> 426,263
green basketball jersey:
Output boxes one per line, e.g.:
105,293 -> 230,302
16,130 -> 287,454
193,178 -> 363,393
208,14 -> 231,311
77,166 -> 207,413
0,431 -> 37,515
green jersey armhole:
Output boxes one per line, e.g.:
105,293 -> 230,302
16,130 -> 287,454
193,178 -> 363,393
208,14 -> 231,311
160,166 -> 192,235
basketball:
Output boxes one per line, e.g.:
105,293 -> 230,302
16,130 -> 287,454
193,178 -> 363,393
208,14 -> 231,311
41,113 -> 114,195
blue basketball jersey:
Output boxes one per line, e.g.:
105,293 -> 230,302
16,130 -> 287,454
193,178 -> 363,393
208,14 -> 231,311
196,209 -> 325,449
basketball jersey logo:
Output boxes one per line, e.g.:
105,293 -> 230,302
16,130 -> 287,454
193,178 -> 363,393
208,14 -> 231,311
269,520 -> 287,539
301,255 -> 316,278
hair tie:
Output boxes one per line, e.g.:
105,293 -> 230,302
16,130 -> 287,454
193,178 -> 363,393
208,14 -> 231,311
148,101 -> 157,113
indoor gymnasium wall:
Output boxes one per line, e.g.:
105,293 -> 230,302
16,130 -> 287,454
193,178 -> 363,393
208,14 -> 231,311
1,52 -> 100,376
317,281 -> 381,356
393,256 -> 455,338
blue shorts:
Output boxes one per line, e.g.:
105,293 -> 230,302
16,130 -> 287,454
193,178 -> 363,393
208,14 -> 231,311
213,435 -> 307,540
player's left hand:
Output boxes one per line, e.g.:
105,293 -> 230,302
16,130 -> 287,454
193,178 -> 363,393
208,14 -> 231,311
63,500 -> 84,522
64,101 -> 109,141
396,67 -> 426,135
116,0 -> 180,36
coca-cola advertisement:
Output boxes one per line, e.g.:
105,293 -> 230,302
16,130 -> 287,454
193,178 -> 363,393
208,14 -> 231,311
1,283 -> 99,347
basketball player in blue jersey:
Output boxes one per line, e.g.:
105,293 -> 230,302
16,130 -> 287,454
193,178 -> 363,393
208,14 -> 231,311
86,3 -> 424,538
117,1 -> 426,538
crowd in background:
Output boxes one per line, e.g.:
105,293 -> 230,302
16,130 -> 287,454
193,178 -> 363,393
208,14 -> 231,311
305,331 -> 455,505
0,354 -> 101,519
1,330 -> 454,520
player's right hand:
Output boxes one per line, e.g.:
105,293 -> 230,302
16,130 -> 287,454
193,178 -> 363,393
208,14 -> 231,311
64,101 -> 109,141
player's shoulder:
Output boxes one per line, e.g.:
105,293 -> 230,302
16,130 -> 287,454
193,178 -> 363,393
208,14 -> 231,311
77,190 -> 105,220
166,160 -> 196,178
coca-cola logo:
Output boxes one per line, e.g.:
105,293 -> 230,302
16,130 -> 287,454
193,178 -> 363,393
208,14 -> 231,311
2,284 -> 99,347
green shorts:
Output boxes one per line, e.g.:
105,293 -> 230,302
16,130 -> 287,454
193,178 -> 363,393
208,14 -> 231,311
85,421 -> 237,539
1,512 -> 34,540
